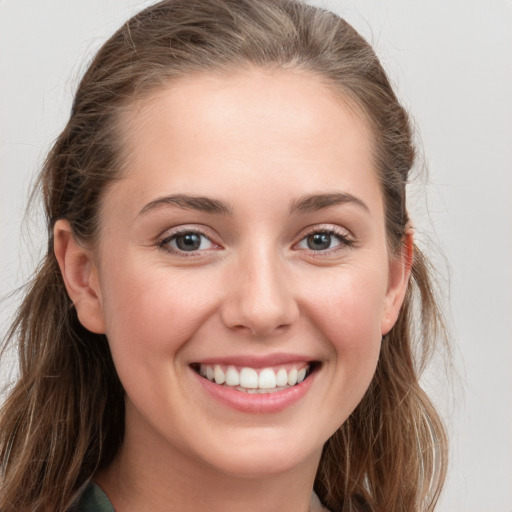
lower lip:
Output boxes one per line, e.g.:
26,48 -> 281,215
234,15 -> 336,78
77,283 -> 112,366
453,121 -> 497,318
193,368 -> 316,414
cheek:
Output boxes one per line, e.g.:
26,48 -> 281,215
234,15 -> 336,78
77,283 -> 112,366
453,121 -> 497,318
98,261 -> 219,365
296,266 -> 387,433
304,264 -> 387,368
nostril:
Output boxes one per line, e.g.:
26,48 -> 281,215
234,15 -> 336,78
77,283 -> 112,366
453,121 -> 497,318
220,295 -> 299,337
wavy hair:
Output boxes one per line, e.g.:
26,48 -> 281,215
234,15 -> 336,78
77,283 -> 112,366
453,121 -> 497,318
0,1 -> 448,510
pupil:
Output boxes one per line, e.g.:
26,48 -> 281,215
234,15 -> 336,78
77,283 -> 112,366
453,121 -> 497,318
307,233 -> 331,250
176,233 -> 201,251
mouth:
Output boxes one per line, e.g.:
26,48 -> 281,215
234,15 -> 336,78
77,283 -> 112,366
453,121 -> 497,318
191,361 -> 319,394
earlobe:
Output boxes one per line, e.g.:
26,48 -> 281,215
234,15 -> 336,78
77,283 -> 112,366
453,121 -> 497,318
53,219 -> 106,334
381,230 -> 414,335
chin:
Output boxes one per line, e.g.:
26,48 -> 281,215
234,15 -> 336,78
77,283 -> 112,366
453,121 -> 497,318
211,452 -> 314,479
193,429 -> 325,479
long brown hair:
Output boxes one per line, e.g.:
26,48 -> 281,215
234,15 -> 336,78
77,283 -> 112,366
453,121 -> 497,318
0,1 -> 448,511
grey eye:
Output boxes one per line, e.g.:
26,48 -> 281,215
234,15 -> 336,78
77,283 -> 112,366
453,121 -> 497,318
162,231 -> 215,253
175,232 -> 202,251
306,233 -> 335,251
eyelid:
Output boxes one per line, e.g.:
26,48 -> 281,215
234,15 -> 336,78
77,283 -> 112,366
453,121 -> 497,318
292,224 -> 354,253
157,225 -> 222,256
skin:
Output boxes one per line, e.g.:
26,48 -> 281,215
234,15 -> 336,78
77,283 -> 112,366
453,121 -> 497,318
55,68 -> 412,512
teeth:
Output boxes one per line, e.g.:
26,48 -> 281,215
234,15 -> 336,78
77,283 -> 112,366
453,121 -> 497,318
258,368 -> 276,389
240,367 -> 259,389
225,366 -> 240,386
197,363 -> 311,392
214,365 -> 225,385
276,368 -> 288,387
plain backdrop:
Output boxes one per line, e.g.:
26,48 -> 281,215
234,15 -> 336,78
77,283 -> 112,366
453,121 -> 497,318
1,1 -> 511,511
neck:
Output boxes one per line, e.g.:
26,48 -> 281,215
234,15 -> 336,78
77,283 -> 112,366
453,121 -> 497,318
95,411 -> 323,512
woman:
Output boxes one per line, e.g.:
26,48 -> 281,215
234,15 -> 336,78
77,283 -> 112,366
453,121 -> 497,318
0,1 -> 448,511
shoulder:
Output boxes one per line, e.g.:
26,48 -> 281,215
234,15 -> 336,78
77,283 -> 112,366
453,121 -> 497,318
70,482 -> 115,512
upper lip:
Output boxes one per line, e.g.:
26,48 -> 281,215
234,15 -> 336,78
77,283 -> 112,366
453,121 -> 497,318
191,353 -> 315,368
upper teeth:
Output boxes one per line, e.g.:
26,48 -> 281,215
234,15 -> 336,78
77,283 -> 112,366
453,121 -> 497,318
199,364 -> 309,391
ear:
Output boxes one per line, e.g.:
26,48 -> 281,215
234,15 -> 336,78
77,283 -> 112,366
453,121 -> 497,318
54,219 -> 106,334
381,229 -> 414,336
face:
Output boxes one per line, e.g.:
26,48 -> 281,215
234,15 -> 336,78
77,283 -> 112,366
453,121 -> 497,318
60,69 -> 410,479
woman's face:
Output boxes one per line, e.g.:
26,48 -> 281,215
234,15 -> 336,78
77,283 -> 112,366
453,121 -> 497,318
66,69 -> 410,478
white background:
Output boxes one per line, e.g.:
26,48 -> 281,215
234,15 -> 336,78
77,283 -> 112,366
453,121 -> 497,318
1,1 -> 511,510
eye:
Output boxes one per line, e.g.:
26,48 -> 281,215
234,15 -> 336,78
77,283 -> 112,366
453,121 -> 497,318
159,230 -> 217,254
304,232 -> 338,251
295,228 -> 352,253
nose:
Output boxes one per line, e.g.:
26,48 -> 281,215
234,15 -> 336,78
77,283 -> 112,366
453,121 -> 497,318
220,247 -> 299,337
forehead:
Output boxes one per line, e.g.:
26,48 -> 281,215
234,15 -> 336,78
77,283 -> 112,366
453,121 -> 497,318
118,68 -> 373,162
107,68 -> 381,217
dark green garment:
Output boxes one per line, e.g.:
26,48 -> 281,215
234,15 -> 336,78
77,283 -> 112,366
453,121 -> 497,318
72,482 -> 331,512
73,482 -> 115,512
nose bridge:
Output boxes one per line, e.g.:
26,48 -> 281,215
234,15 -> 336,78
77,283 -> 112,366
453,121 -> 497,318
221,240 -> 298,336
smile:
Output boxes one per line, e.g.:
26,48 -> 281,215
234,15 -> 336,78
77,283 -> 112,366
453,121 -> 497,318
195,363 -> 312,393
190,359 -> 319,413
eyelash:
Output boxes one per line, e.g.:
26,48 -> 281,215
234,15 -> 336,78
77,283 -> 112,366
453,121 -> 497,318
157,228 -> 219,257
294,226 -> 354,255
156,226 -> 354,257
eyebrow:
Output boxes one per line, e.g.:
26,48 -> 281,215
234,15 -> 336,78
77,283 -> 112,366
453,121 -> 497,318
290,192 -> 370,214
139,194 -> 232,216
138,191 -> 368,217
